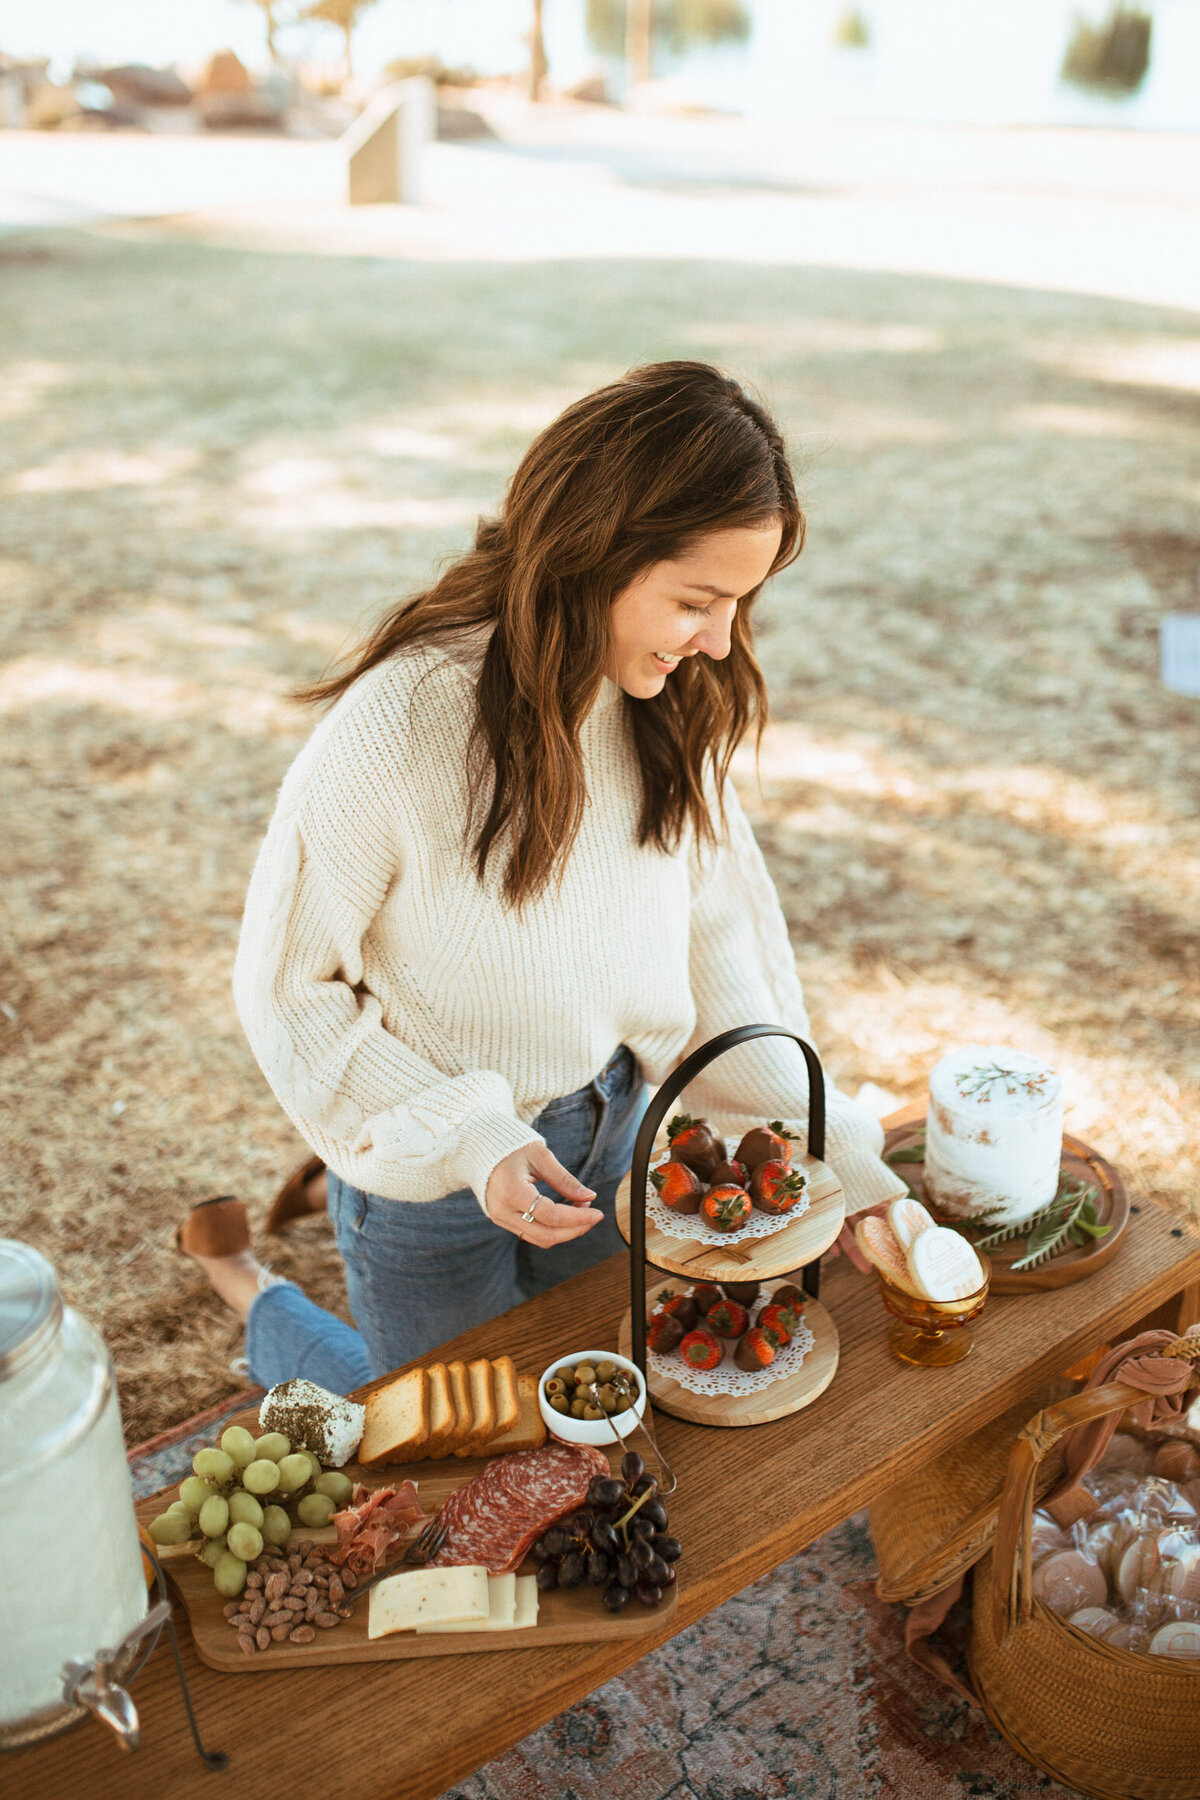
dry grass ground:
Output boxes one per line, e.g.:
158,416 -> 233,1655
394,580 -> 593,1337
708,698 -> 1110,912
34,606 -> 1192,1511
1,225 -> 1197,1442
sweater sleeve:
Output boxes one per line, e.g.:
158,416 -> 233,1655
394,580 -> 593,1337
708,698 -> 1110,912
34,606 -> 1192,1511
682,779 -> 907,1215
232,663 -> 542,1210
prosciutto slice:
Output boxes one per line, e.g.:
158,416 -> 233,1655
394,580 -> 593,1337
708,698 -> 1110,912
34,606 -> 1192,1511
431,1442 -> 610,1574
328,1480 -> 425,1575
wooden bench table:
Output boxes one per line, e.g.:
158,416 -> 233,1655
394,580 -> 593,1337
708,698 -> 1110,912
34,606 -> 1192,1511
19,1199 -> 1200,1800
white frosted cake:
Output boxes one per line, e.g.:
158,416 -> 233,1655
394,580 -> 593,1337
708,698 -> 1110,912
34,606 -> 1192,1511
924,1046 -> 1063,1226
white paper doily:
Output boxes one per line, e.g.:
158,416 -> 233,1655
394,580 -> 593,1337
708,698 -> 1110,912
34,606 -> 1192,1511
649,1301 -> 816,1396
646,1176 -> 810,1245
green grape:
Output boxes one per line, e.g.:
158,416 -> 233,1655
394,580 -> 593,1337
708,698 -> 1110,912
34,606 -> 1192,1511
192,1447 -> 235,1484
243,1458 -> 281,1495
302,1451 -> 323,1482
253,1432 -> 290,1463
220,1425 -> 257,1470
314,1470 -> 353,1507
275,1453 -> 312,1495
260,1505 -> 292,1548
227,1489 -> 264,1529
198,1495 -> 230,1538
213,1552 -> 247,1597
296,1492 -> 335,1528
226,1522 -> 264,1562
199,1535 -> 227,1568
148,1510 -> 194,1546
179,1475 -> 218,1514
166,1499 -> 193,1517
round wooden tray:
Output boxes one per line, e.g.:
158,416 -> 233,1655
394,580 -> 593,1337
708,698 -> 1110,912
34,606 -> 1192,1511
619,1275 -> 840,1427
615,1147 -> 845,1284
882,1118 -> 1130,1293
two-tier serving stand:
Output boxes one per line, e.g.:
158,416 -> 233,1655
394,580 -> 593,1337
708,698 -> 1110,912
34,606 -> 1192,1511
617,1024 -> 844,1426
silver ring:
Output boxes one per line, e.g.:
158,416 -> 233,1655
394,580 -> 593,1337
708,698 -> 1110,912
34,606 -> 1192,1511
520,1194 -> 542,1225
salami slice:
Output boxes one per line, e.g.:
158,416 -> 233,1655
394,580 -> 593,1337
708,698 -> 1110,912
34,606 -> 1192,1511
432,1441 -> 610,1574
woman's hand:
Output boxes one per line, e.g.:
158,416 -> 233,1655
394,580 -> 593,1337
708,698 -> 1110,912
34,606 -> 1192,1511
484,1144 -> 603,1247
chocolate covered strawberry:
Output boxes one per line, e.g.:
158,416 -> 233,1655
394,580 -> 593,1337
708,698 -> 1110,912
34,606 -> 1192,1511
722,1280 -> 760,1307
734,1121 -> 798,1173
709,1158 -> 749,1189
649,1160 -> 703,1214
706,1298 -> 749,1339
689,1281 -> 723,1317
734,1326 -> 780,1372
750,1160 -> 810,1215
758,1301 -> 801,1346
646,1311 -> 685,1354
770,1283 -> 805,1313
656,1290 -> 698,1331
666,1113 -> 726,1182
678,1328 -> 723,1371
699,1185 -> 753,1234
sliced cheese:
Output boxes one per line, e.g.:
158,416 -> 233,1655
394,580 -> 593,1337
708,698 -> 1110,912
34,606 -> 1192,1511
416,1574 -> 540,1635
367,1564 -> 490,1639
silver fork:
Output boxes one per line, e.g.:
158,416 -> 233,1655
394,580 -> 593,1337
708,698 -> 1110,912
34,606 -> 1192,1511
343,1512 -> 449,1610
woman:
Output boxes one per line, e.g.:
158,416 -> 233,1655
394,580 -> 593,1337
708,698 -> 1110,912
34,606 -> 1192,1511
181,361 -> 906,1393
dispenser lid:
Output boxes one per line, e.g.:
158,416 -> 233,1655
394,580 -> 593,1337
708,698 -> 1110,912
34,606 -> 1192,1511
0,1239 -> 63,1380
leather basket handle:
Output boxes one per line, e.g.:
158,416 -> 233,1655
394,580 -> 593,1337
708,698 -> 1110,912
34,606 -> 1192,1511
629,1024 -> 826,1378
991,1380 -> 1143,1643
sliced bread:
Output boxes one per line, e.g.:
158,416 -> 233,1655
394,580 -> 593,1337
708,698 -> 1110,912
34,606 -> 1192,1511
424,1362 -> 457,1458
472,1375 -> 547,1457
453,1357 -> 496,1457
446,1359 -> 472,1453
359,1367 -> 430,1467
490,1355 -> 520,1438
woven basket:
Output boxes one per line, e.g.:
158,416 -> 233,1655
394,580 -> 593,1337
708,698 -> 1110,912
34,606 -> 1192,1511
969,1376 -> 1200,1800
869,1375 -> 1073,1605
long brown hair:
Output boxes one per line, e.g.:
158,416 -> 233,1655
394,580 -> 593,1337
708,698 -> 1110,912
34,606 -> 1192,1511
300,361 -> 803,904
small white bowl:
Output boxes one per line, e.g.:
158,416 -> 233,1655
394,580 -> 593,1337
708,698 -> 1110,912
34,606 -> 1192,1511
537,1349 -> 647,1446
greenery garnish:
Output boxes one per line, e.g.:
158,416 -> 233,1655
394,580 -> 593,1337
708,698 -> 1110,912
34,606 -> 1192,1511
970,1178 -> 1109,1271
884,1141 -> 926,1165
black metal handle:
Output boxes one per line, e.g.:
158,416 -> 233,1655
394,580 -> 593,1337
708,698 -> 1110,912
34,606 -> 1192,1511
629,1024 -> 826,1379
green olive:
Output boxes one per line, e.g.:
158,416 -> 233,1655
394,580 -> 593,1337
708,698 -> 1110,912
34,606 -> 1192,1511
545,1377 -> 567,1398
570,1397 -> 588,1419
615,1394 -> 631,1413
574,1364 -> 597,1388
595,1361 -> 617,1383
582,1404 -> 603,1421
598,1384 -> 619,1413
550,1394 -> 569,1414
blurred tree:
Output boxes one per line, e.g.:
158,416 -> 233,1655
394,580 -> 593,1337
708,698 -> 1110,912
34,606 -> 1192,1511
1061,3 -> 1152,93
587,0 -> 749,72
238,0 -> 289,62
627,0 -> 652,86
529,0 -> 548,100
302,0 -> 382,78
832,7 -> 871,49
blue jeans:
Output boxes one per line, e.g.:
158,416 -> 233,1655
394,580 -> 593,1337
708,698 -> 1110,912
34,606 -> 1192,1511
244,1047 -> 646,1394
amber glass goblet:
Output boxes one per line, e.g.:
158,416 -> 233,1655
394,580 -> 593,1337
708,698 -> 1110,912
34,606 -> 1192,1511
874,1253 -> 990,1366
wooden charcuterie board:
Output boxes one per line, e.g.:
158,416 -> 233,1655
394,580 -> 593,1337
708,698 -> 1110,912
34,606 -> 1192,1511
137,1405 -> 676,1671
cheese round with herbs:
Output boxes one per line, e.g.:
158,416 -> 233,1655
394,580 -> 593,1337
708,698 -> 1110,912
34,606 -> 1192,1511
924,1046 -> 1063,1226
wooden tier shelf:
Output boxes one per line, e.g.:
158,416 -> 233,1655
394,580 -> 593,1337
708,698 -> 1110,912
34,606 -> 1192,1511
619,1276 -> 840,1427
616,1149 -> 844,1284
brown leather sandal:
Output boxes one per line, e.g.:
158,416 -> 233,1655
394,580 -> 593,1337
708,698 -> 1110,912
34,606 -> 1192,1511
175,1195 -> 252,1259
264,1155 -> 327,1235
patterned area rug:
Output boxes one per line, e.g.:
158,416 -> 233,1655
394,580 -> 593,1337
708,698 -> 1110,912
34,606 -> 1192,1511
130,1400 -> 1083,1800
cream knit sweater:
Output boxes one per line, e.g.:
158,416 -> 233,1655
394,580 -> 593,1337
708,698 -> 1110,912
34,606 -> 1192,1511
233,638 -> 906,1218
